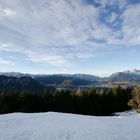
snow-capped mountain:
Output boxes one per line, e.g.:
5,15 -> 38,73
107,69 -> 140,84
0,72 -> 32,78
123,69 -> 140,75
1,70 -> 140,86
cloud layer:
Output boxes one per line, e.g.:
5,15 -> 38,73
0,0 -> 140,75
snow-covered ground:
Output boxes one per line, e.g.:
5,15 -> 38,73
0,111 -> 140,140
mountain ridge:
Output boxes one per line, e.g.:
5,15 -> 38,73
0,75 -> 45,94
1,69 -> 140,86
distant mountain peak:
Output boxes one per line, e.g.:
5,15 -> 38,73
123,69 -> 140,74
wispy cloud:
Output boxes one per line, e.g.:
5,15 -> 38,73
0,0 -> 140,74
0,58 -> 15,65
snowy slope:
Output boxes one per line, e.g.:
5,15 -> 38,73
0,111 -> 140,140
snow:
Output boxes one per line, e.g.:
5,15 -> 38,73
0,111 -> 140,140
124,69 -> 140,75
113,109 -> 137,116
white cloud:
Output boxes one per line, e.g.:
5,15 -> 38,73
0,0 -> 110,65
0,0 -> 140,69
0,0 -> 113,45
121,4 -> 140,45
0,42 -> 20,52
108,3 -> 140,46
0,8 -> 15,17
28,53 -> 69,66
0,58 -> 15,65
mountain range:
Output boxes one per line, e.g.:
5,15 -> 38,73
106,69 -> 140,85
0,69 -> 140,92
0,75 -> 45,94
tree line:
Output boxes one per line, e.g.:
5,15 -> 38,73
0,86 -> 137,115
128,86 -> 140,113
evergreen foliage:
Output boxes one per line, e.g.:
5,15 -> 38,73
128,86 -> 140,113
0,87 -> 132,115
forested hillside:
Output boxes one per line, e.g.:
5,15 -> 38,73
0,75 -> 45,94
0,86 -> 132,115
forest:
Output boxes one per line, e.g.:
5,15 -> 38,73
0,86 -> 139,116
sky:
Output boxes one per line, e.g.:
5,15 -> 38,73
0,0 -> 140,77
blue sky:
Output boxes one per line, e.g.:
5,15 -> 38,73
0,0 -> 140,76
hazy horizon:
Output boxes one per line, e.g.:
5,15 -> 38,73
0,0 -> 140,76
0,68 -> 140,78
